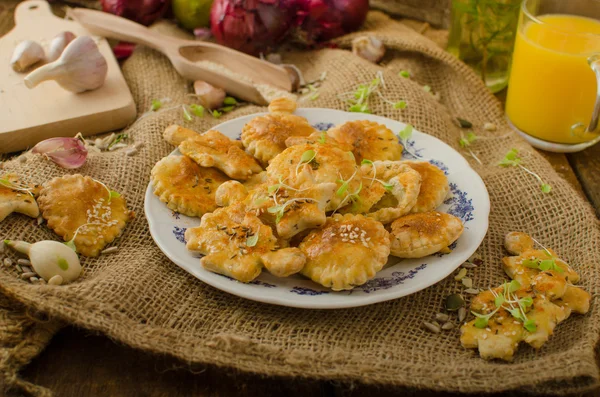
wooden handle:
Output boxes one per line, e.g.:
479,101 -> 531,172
69,8 -> 178,53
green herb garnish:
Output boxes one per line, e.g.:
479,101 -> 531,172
457,118 -> 473,128
190,104 -> 204,117
151,99 -> 162,111
246,234 -> 258,247
211,110 -> 222,119
182,106 -> 193,121
108,133 -> 128,149
499,149 -> 552,193
223,97 -> 237,105
399,70 -> 410,78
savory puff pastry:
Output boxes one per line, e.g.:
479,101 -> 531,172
185,204 -> 306,282
151,155 -> 228,217
388,211 -> 463,258
461,232 -> 591,361
361,161 -> 422,223
0,174 -> 39,222
38,174 -> 134,257
299,214 -> 390,291
402,161 -> 449,213
326,120 -> 403,163
179,130 -> 263,181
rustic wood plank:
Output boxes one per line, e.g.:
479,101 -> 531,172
17,327 -> 331,397
567,143 -> 600,216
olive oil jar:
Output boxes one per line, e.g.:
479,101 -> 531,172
447,0 -> 521,93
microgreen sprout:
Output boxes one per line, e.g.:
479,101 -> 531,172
211,110 -> 222,119
246,233 -> 258,247
339,72 -> 405,113
376,91 -> 407,110
423,85 -> 431,93
499,149 -> 552,193
295,150 -> 317,175
361,159 -> 394,191
336,169 -> 359,197
267,176 -> 308,196
318,131 -> 327,144
223,97 -> 237,106
458,131 -> 482,165
522,257 -> 564,273
151,99 -> 162,111
182,105 -> 193,121
189,104 -> 204,117
108,133 -> 128,149
267,198 -> 317,223
91,178 -> 119,203
221,106 -> 235,112
399,70 -> 410,78
473,280 -> 537,332
333,182 -> 363,213
397,124 -> 423,159
64,222 -> 107,252
0,178 -> 35,197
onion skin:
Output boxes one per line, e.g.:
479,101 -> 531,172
100,0 -> 171,26
295,0 -> 369,43
210,0 -> 297,55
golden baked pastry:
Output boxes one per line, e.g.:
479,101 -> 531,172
151,155 -> 228,217
241,109 -> 316,165
179,130 -> 263,181
184,204 -> 306,282
261,247 -> 306,277
299,214 -> 390,291
326,120 -> 403,163
0,174 -> 39,222
38,174 -> 134,257
461,232 -> 591,361
388,211 -> 464,258
361,160 -> 422,223
215,180 -> 248,207
402,161 -> 449,213
163,124 -> 200,146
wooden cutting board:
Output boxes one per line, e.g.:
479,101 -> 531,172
0,0 -> 136,154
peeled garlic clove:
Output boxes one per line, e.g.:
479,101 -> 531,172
24,36 -> 108,93
193,80 -> 226,109
32,137 -> 88,169
11,40 -> 45,72
47,31 -> 76,62
352,36 -> 386,64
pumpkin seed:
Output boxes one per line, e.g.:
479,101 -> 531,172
16,264 -> 22,272
461,262 -> 477,269
457,118 -> 472,128
29,276 -> 39,283
435,313 -> 449,322
464,288 -> 480,295
3,258 -> 12,267
454,268 -> 467,281
17,258 -> 31,266
37,216 -> 44,225
483,122 -> 497,131
441,321 -> 455,330
462,277 -> 473,288
20,272 -> 36,280
445,294 -> 465,311
101,247 -> 118,255
48,275 -> 63,286
423,321 -> 441,333
458,307 -> 467,322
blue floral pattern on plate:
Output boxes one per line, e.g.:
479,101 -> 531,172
290,286 -> 330,296
172,226 -> 187,243
353,264 -> 428,293
445,183 -> 475,222
312,122 -> 335,131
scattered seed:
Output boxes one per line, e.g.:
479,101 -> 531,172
468,253 -> 481,262
458,307 -> 466,322
483,122 -> 497,131
17,258 -> 31,266
461,262 -> 477,269
125,148 -> 137,156
454,268 -> 467,281
435,313 -> 449,322
37,216 -> 44,225
445,294 -> 465,311
16,264 -> 22,272
423,321 -> 441,334
462,277 -> 473,288
29,276 -> 39,283
457,118 -> 472,128
441,321 -> 455,330
3,258 -> 13,267
0,242 -> 4,254
48,275 -> 63,285
134,142 -> 144,149
21,266 -> 32,273
464,288 -> 480,295
101,247 -> 118,255
20,272 -> 36,280
39,279 -> 47,285
18,155 -> 27,163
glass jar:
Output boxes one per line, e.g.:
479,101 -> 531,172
447,0 -> 522,93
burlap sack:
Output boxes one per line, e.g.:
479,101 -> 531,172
1,9 -> 600,396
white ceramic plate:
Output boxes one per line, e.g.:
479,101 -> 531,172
145,109 -> 490,309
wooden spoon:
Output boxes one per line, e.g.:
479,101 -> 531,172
69,8 -> 293,105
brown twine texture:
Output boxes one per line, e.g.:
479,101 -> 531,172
1,9 -> 600,396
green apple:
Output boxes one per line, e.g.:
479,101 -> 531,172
172,0 -> 214,30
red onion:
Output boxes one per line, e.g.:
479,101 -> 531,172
112,42 -> 136,59
294,0 -> 369,44
210,0 -> 297,55
32,137 -> 88,169
100,0 -> 170,26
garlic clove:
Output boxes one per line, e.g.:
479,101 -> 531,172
352,36 -> 386,64
47,31 -> 76,62
193,80 -> 226,109
32,137 -> 88,169
24,36 -> 108,93
11,40 -> 45,72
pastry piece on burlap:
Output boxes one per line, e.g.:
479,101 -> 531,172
1,10 -> 600,397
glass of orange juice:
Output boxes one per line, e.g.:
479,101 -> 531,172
505,0 -> 600,152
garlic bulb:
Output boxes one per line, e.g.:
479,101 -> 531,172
11,40 -> 45,72
193,80 -> 226,109
47,31 -> 76,62
352,36 -> 386,64
24,36 -> 108,93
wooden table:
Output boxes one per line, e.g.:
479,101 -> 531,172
3,7 -> 600,397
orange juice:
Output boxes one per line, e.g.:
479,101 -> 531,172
506,14 -> 600,144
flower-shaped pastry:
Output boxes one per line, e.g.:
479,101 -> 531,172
326,120 -> 403,163
402,160 -> 449,213
0,174 -> 39,222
